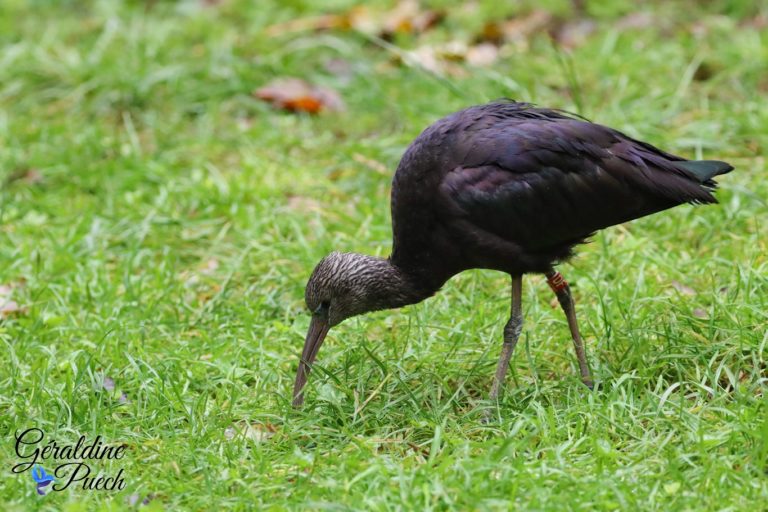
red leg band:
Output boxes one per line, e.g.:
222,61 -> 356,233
547,272 -> 568,293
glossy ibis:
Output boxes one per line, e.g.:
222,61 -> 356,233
292,101 -> 733,407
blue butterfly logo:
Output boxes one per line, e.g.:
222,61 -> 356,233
31,465 -> 55,496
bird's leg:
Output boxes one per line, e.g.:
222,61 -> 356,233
489,275 -> 523,400
545,270 -> 593,389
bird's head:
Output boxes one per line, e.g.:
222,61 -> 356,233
304,251 -> 381,327
292,251 -> 417,407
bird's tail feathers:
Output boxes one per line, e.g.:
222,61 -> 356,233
677,160 -> 734,185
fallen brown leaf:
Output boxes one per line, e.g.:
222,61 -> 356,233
264,1 -> 442,39
671,280 -> 697,296
224,421 -> 276,443
405,46 -> 442,74
264,14 -> 347,37
200,259 -> 219,275
740,13 -> 768,30
255,78 -> 344,114
0,283 -> 27,318
616,12 -> 655,31
4,168 -> 43,186
395,44 -> 468,77
692,308 -> 708,319
466,43 -> 500,67
381,0 -> 444,38
324,58 -> 354,82
552,18 -> 597,49
0,300 -> 23,317
477,21 -> 505,45
286,195 -> 322,212
479,10 -> 555,45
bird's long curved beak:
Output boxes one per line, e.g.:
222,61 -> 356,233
292,316 -> 330,407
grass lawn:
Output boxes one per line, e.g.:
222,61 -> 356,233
1,0 -> 766,510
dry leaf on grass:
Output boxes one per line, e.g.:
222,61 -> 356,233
286,195 -> 322,212
264,0 -> 443,38
264,14 -> 347,37
478,10 -> 555,45
224,422 -> 276,443
425,48 -> 464,76
324,58 -> 354,82
201,258 -> 219,275
671,280 -> 697,296
692,308 -> 708,319
380,0 -> 444,38
616,12 -> 656,31
255,78 -> 344,114
0,283 -> 27,318
466,43 -> 500,67
477,11 -> 599,50
552,18 -> 598,49
4,168 -> 43,186
741,13 -> 767,30
396,41 -> 498,77
0,299 -> 23,317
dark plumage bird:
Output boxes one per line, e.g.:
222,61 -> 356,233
292,101 -> 733,407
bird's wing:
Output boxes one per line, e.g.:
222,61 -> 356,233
439,117 -> 717,251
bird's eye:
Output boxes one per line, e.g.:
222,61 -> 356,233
314,301 -> 330,315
